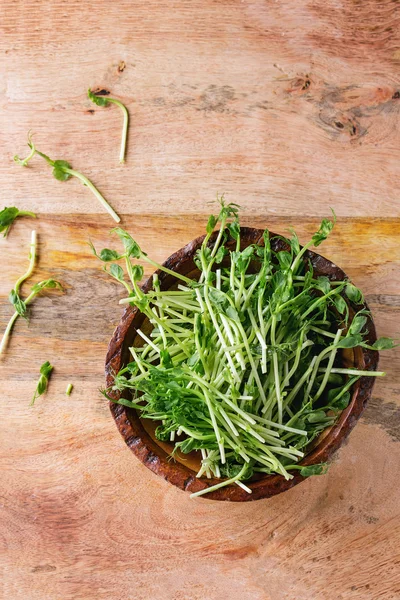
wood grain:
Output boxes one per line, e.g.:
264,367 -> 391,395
1,1 -> 400,598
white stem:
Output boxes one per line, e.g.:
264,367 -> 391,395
65,168 -> 120,223
235,481 -> 252,494
15,230 -> 37,295
0,312 -> 18,355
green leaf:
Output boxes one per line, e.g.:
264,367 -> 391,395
88,88 -> 110,107
306,411 -> 327,423
315,276 -> 331,295
40,360 -> 53,378
160,350 -> 173,369
253,244 -> 264,258
218,198 -> 241,221
325,373 -> 343,386
214,245 -> 227,264
262,229 -> 271,259
155,425 -> 172,442
186,352 -> 200,367
232,246 -> 254,273
30,279 -> 63,294
111,227 -> 142,258
107,396 -> 138,409
9,289 -> 28,319
89,241 -> 123,262
54,160 -> 72,170
311,210 -> 336,247
31,360 -> 53,406
131,265 -> 144,282
0,207 -> 19,236
52,167 -> 71,181
327,386 -> 343,402
220,462 -> 244,478
208,287 -> 227,306
228,220 -> 240,241
52,160 -> 72,182
349,315 -> 367,336
345,283 -> 364,304
333,392 -> 351,410
110,264 -> 125,282
206,215 -> 217,235
289,228 -> 300,255
332,294 -> 347,314
300,463 -> 329,477
220,462 -> 254,480
336,334 -> 363,349
226,305 -> 240,321
242,245 -> 255,261
277,251 -> 292,270
0,206 -> 35,237
371,337 -> 398,351
177,436 -> 214,453
125,361 -> 139,374
101,248 -> 122,262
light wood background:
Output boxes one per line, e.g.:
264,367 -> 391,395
1,2 -> 400,599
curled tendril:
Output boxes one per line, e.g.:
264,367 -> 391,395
13,131 -> 36,167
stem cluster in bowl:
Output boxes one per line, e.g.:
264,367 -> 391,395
94,199 -> 393,498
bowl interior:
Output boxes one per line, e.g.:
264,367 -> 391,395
106,227 -> 379,501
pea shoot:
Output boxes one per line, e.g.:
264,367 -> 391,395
31,361 -> 53,406
14,133 -> 120,223
94,199 -> 396,497
0,231 -> 63,355
88,89 -> 129,164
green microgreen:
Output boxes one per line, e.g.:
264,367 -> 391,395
30,361 -> 53,406
0,231 -> 63,355
88,89 -> 129,164
14,133 -> 120,223
94,198 -> 395,497
287,463 -> 330,477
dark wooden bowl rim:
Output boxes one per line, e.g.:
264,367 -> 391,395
105,227 -> 378,501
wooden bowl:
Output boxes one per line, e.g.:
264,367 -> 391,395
105,227 -> 379,501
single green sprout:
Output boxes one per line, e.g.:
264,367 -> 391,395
65,383 -> 73,396
0,231 -> 63,355
14,133 -> 120,223
287,463 -> 330,477
31,361 -> 53,406
88,89 -> 129,164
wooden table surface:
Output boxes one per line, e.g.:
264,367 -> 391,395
1,2 -> 400,599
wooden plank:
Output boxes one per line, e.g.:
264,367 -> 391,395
1,1 -> 400,218
1,215 -> 399,600
1,0 -> 400,598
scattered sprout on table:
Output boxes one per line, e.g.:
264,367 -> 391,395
31,361 -> 53,406
14,133 -> 120,223
0,230 -> 63,355
88,89 -> 129,164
